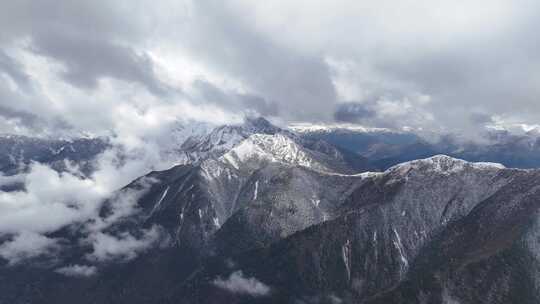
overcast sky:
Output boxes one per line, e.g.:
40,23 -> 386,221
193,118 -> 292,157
3,0 -> 540,267
1,0 -> 540,137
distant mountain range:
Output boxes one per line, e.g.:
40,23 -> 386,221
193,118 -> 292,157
292,123 -> 540,169
0,134 -> 109,176
1,118 -> 540,303
5,118 -> 540,176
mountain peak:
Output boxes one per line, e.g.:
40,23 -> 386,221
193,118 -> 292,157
388,154 -> 506,175
219,133 -> 330,172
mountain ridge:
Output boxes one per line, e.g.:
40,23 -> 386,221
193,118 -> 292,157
2,118 -> 540,303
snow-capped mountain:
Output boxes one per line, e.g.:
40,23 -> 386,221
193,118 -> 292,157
386,154 -> 506,175
167,117 -> 373,173
220,133 -> 336,173
3,118 -> 540,304
4,148 -> 540,304
0,117 -> 279,178
173,117 -> 283,164
156,120 -> 213,162
93,121 -> 372,255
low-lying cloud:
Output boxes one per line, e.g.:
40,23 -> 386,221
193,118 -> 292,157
0,162 -> 106,235
213,270 -> 271,297
0,139 -> 178,265
0,231 -> 59,265
55,264 -> 97,277
85,225 -> 167,263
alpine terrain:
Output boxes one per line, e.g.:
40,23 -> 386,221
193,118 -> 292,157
1,118 -> 540,304
4,2 -> 540,303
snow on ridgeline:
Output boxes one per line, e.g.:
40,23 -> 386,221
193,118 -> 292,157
338,155 -> 507,181
387,155 -> 506,175
219,133 -> 332,172
171,117 -> 283,165
288,122 -> 397,134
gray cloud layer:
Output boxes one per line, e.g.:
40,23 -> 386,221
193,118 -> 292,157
1,0 -> 540,136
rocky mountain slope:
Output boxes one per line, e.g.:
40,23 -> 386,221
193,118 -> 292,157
2,119 -> 540,304
178,156 -> 540,304
2,153 -> 540,304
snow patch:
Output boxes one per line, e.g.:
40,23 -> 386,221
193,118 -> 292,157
373,231 -> 378,262
388,155 -> 505,176
341,239 -> 352,281
253,180 -> 259,200
392,228 -> 409,273
150,186 -> 169,216
219,133 -> 331,172
288,123 -> 394,134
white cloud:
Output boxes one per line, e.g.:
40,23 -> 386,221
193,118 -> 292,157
0,143 -> 172,264
0,128 -> 181,236
55,264 -> 97,277
0,231 -> 59,265
85,225 -> 168,262
0,162 -> 107,235
213,270 -> 271,297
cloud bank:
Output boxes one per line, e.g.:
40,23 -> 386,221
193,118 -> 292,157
0,0 -> 539,138
85,226 -> 167,263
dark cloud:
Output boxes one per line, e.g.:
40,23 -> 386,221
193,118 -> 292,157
469,112 -> 494,126
239,94 -> 278,117
334,103 -> 376,123
1,0 -> 540,136
192,80 -> 278,117
0,51 -> 31,90
0,105 -> 41,129
1,1 -> 168,96
30,32 -> 169,95
0,103 -> 71,134
182,0 -> 337,121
